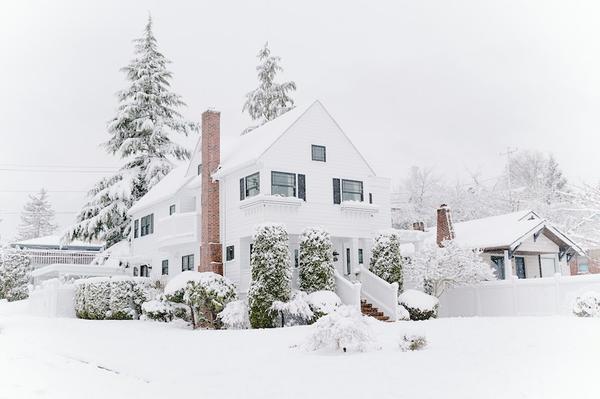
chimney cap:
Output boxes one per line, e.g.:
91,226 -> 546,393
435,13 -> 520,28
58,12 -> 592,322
203,108 -> 220,114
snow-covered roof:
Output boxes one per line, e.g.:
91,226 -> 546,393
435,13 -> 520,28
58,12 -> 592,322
11,235 -> 104,250
129,165 -> 195,215
214,101 -> 316,178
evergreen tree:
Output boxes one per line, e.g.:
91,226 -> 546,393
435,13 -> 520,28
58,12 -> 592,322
369,232 -> 403,290
298,227 -> 335,293
66,16 -> 198,247
248,224 -> 292,328
0,249 -> 31,302
242,42 -> 297,134
17,188 -> 57,240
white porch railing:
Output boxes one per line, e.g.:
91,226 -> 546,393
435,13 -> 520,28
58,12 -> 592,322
20,250 -> 99,268
358,265 -> 399,321
334,270 -> 361,311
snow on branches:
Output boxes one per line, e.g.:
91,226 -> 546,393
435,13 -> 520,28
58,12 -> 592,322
17,188 -> 57,241
369,231 -> 403,289
298,227 -> 335,293
407,240 -> 495,298
242,42 -> 296,134
0,249 -> 31,302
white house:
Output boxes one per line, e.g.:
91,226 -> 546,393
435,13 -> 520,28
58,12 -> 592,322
127,100 -> 402,320
434,206 -> 585,279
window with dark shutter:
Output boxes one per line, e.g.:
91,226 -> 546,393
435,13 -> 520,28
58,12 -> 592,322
333,178 -> 341,204
298,174 -> 306,201
134,219 -> 139,238
240,178 -> 245,200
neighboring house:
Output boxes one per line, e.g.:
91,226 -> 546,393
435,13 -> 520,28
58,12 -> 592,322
11,235 -> 105,269
434,206 -> 585,279
570,248 -> 600,275
127,100 -> 405,319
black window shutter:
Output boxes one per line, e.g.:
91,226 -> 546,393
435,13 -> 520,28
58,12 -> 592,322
333,178 -> 341,204
369,193 -> 373,204
298,174 -> 306,201
240,178 -> 245,200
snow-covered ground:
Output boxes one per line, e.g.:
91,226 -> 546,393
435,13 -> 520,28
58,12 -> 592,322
1,300 -> 598,399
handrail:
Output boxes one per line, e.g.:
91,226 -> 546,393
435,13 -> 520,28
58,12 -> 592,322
334,270 -> 361,312
358,265 -> 398,321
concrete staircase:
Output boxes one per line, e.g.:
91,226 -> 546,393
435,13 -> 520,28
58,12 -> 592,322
361,299 -> 390,321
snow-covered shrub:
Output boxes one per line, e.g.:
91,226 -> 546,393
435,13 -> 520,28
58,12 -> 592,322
572,292 -> 600,317
74,277 -> 151,320
399,334 -> 427,351
396,304 -> 410,321
248,223 -> 292,328
407,240 -> 495,298
306,290 -> 342,319
305,306 -> 376,353
164,271 -> 238,329
142,296 -> 174,322
271,291 -> 314,327
399,289 -> 439,321
219,300 -> 250,329
298,227 -> 335,293
369,231 -> 403,289
0,250 -> 31,302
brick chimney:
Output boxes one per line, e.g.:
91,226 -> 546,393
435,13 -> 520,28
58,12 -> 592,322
436,204 -> 455,247
412,221 -> 425,232
199,110 -> 223,275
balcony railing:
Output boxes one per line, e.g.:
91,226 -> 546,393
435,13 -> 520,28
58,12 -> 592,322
19,250 -> 99,268
156,212 -> 199,248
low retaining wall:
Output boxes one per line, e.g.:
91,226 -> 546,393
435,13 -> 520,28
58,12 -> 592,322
28,279 -> 76,317
439,274 -> 600,317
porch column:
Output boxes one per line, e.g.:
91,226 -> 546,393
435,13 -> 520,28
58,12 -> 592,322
350,238 -> 360,274
503,250 -> 513,280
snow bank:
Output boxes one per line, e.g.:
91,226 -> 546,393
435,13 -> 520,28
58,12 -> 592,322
306,290 -> 341,315
219,300 -> 250,329
399,289 -> 439,321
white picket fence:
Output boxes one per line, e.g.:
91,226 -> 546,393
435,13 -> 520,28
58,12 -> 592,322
439,273 -> 600,317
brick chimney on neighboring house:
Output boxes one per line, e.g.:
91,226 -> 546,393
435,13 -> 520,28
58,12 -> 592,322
436,204 -> 455,247
199,110 -> 223,275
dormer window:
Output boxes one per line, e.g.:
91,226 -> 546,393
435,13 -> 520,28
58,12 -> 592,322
311,145 -> 326,162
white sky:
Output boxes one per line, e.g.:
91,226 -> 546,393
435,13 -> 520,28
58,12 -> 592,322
1,0 -> 599,241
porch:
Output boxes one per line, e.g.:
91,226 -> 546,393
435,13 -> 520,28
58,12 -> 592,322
486,250 -> 568,280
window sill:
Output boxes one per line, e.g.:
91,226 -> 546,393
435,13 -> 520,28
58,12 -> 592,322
340,201 -> 379,213
240,194 -> 304,210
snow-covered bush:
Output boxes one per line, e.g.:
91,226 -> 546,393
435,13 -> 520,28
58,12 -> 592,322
248,223 -> 292,328
74,277 -> 151,320
219,299 -> 250,329
0,250 -> 31,302
370,231 -> 403,289
271,291 -> 314,327
164,271 -> 238,329
142,296 -> 174,322
407,240 -> 495,298
399,289 -> 439,321
572,292 -> 600,317
305,305 -> 376,353
298,227 -> 335,293
399,334 -> 427,351
396,304 -> 410,321
306,290 -> 342,319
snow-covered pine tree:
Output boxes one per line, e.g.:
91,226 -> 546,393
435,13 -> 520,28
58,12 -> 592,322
248,223 -> 292,328
16,188 -> 57,241
298,227 -> 335,293
66,16 -> 198,247
0,249 -> 31,302
242,42 -> 297,134
369,232 -> 403,290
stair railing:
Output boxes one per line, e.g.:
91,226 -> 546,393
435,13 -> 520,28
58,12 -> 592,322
357,265 -> 399,321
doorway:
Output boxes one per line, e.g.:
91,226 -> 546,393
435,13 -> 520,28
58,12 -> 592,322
515,257 -> 526,279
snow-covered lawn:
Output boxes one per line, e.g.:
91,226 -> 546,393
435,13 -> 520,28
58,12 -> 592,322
1,300 -> 598,399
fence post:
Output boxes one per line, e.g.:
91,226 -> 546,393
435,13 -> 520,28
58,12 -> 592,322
554,273 -> 561,315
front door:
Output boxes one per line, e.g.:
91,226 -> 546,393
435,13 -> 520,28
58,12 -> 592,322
515,257 -> 526,279
540,257 -> 556,277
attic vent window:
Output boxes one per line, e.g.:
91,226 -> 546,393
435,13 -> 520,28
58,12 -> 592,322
311,145 -> 326,162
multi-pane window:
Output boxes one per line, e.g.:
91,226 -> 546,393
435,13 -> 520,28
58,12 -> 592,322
140,265 -> 149,277
311,145 -> 326,162
169,204 -> 176,215
240,172 -> 260,200
341,180 -> 364,202
134,219 -> 139,238
140,214 -> 154,236
358,249 -> 364,264
271,171 -> 296,197
161,260 -> 169,275
226,245 -> 235,261
182,254 -> 194,272
294,249 -> 299,268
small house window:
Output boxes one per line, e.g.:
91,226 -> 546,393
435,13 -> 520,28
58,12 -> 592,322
140,214 -> 154,236
226,245 -> 235,261
134,219 -> 139,238
140,265 -> 149,277
182,254 -> 194,272
311,145 -> 326,162
240,172 -> 260,200
341,179 -> 364,202
161,260 -> 169,275
271,171 -> 296,197
358,249 -> 364,264
294,249 -> 299,268
197,164 -> 202,175
578,263 -> 589,274
133,266 -> 139,276
169,204 -> 176,215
